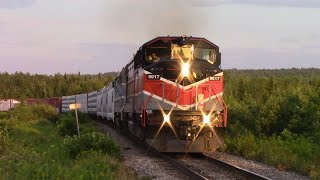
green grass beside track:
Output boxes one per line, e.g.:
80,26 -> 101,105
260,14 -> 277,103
0,104 -> 137,179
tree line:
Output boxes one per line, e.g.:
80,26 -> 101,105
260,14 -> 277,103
1,68 -> 319,142
223,68 -> 320,177
0,72 -> 116,100
224,68 -> 320,142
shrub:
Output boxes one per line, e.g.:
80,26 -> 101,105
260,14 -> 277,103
8,103 -> 58,122
75,112 -> 90,123
57,112 -> 94,136
8,103 -> 37,122
0,112 -> 7,120
63,132 -> 122,160
224,133 -> 320,178
0,119 -> 10,155
57,113 -> 79,136
65,150 -> 120,179
31,104 -> 59,123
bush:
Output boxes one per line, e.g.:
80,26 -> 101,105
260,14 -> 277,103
74,112 -> 90,123
57,112 -> 94,136
57,113 -> 79,136
31,104 -> 59,123
224,133 -> 320,178
8,103 -> 58,122
0,112 -> 7,120
0,119 -> 10,155
64,150 -> 121,179
63,132 -> 122,160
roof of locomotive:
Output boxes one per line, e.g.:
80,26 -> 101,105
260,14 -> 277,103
141,36 -> 219,49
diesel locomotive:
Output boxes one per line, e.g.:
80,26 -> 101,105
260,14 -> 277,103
28,36 -> 228,153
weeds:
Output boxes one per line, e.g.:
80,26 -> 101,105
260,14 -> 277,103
0,104 -> 136,179
63,132 -> 122,160
224,132 -> 320,178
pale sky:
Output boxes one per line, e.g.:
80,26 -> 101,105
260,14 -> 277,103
0,0 -> 319,74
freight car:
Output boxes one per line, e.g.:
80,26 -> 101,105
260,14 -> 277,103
87,91 -> 98,117
97,84 -> 114,121
0,99 -> 20,111
26,97 -> 61,113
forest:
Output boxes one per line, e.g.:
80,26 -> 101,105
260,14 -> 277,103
223,68 -> 320,177
0,72 -> 116,99
0,68 -> 319,177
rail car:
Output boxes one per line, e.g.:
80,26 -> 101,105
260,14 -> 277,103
97,84 -> 114,121
87,91 -> 98,117
26,97 -> 61,113
26,36 -> 227,153
0,99 -> 20,111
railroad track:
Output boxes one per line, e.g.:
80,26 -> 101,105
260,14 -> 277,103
169,153 -> 271,180
203,154 -> 270,180
140,146 -> 271,180
98,120 -> 270,180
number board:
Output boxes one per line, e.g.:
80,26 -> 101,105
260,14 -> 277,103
209,76 -> 221,81
147,74 -> 161,80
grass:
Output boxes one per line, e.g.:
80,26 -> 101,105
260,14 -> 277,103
0,104 -> 137,179
223,132 -> 320,178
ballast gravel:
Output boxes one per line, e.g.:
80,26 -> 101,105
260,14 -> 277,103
95,121 -> 187,180
96,121 -> 310,180
208,152 -> 309,180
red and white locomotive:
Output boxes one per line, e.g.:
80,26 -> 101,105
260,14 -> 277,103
110,36 -> 227,152
28,36 -> 228,153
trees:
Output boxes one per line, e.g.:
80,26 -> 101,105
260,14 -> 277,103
0,72 -> 116,100
224,68 -> 320,139
223,69 -> 320,177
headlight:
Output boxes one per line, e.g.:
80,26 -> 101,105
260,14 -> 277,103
163,114 -> 170,123
203,115 -> 211,125
181,62 -> 190,77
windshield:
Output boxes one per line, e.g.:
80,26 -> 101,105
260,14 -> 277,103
193,48 -> 217,64
171,44 -> 193,60
145,39 -> 219,66
171,44 -> 217,64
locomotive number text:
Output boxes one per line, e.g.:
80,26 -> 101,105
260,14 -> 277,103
147,74 -> 161,80
209,76 -> 221,81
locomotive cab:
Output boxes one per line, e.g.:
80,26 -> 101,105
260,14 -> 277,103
142,36 -> 222,85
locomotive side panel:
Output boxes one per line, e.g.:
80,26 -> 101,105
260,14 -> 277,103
124,62 -> 135,113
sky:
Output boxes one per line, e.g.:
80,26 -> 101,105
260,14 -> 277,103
0,0 -> 319,74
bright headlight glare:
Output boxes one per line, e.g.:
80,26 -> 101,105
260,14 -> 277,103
181,62 -> 190,77
203,115 -> 211,125
163,114 -> 170,123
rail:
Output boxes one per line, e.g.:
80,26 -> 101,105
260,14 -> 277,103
203,154 -> 270,180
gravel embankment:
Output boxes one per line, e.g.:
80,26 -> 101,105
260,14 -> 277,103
208,152 -> 310,180
96,121 -> 310,179
95,121 -> 188,180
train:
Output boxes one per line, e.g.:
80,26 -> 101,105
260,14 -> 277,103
0,99 -> 20,111
26,36 -> 228,153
